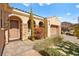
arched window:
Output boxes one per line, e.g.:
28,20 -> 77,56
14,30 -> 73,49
39,22 -> 44,27
28,20 -> 31,29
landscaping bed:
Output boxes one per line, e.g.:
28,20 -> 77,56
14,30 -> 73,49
37,41 -> 79,56
34,36 -> 64,56
39,48 -> 65,56
34,37 -> 79,56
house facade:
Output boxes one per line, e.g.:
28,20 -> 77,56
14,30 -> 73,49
0,3 -> 61,53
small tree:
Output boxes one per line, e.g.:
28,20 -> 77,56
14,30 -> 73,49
74,24 -> 79,39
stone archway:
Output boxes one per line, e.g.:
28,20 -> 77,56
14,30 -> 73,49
27,20 -> 36,39
8,16 -> 22,41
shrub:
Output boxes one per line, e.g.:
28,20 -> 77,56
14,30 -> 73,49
34,26 -> 44,39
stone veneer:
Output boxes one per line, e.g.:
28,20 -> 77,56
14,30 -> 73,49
22,23 -> 29,41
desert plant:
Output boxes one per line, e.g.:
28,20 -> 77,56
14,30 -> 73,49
34,38 -> 53,51
53,36 -> 63,45
34,36 -> 63,51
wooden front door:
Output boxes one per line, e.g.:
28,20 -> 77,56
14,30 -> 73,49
9,20 -> 20,41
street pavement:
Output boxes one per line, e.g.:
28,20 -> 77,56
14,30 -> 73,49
63,34 -> 79,44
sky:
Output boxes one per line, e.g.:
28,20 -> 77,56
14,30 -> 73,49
9,3 -> 79,24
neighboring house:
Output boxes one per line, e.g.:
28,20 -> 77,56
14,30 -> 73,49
0,4 -> 61,54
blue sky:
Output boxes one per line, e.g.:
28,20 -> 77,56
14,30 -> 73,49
9,3 -> 79,23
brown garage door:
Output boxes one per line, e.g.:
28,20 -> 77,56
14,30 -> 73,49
50,25 -> 59,37
0,29 -> 5,56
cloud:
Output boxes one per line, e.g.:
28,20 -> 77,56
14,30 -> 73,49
66,12 -> 71,16
39,3 -> 45,6
23,3 -> 52,7
76,5 -> 79,8
58,16 -> 66,22
23,3 -> 30,7
58,16 -> 77,23
39,3 -> 52,6
58,17 -> 63,19
58,16 -> 64,20
46,3 -> 52,5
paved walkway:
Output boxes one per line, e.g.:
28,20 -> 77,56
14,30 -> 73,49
2,40 -> 41,56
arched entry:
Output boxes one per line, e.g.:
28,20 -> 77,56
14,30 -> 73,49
27,20 -> 36,39
8,16 -> 22,41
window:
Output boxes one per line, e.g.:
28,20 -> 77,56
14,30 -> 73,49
39,22 -> 44,27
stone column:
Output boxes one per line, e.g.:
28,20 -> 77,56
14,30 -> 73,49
22,23 -> 28,41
